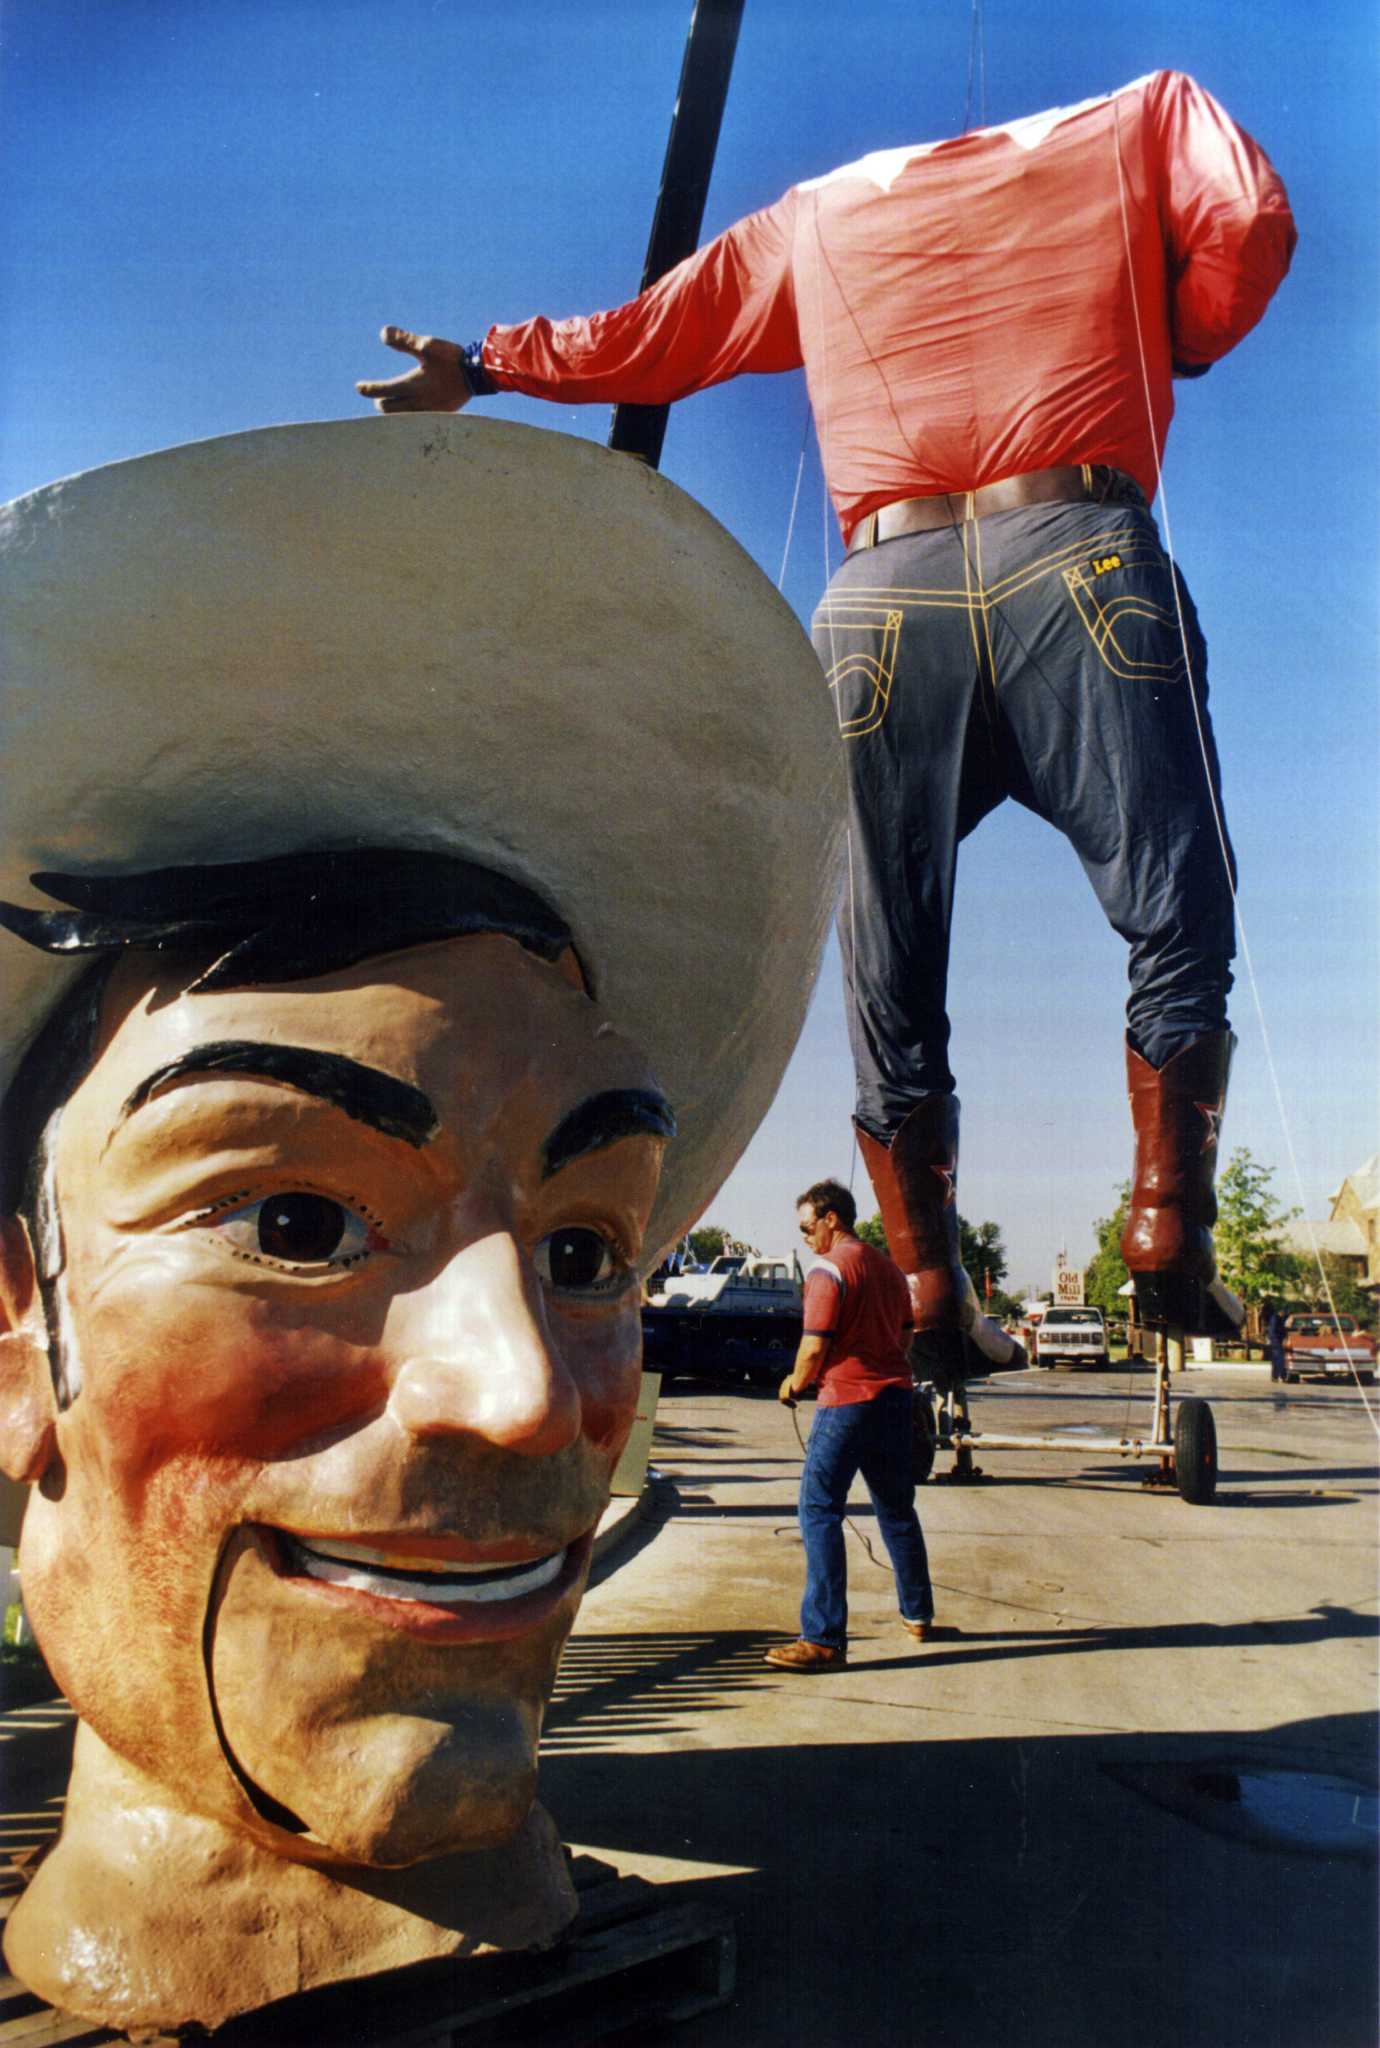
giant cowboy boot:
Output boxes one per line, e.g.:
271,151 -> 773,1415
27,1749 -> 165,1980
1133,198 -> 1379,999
855,1096 -> 1024,1388
1120,1030 -> 1244,1336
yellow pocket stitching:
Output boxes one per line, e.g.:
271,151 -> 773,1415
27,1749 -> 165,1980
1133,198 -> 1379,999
823,608 -> 904,738
1063,565 -> 1186,682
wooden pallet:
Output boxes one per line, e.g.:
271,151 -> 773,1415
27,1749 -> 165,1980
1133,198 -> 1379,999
0,1856 -> 734,2046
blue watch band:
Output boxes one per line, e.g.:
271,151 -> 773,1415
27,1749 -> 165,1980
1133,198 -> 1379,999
462,340 -> 498,397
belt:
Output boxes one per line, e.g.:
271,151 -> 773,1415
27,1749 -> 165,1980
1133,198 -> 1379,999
847,464 -> 1144,552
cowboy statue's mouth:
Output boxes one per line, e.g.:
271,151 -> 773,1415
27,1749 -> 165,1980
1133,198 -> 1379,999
278,1533 -> 569,1608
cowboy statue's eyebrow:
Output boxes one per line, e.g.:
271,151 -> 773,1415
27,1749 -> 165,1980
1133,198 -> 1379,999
118,1041 -> 440,1148
541,1088 -> 676,1181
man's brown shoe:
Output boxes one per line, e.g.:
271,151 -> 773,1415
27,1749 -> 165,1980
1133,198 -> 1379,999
764,1639 -> 846,1672
901,1619 -> 934,1642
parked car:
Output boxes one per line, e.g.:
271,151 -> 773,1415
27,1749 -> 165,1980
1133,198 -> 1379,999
1282,1313 -> 1377,1384
1034,1305 -> 1110,1371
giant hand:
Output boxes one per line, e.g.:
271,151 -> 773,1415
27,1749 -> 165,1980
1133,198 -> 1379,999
357,325 -> 473,413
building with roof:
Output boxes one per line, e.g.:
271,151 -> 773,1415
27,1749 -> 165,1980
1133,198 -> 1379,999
1279,1154 -> 1379,1295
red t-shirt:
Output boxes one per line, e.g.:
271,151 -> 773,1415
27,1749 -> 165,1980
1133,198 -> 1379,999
802,1234 -> 913,1407
482,71 -> 1294,543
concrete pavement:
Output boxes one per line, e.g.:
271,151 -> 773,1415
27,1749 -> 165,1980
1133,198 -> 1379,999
1,1365 -> 1374,2045
550,1364 -> 1378,2047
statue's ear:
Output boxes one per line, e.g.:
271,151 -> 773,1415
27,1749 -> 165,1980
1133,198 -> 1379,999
0,1216 -> 58,1483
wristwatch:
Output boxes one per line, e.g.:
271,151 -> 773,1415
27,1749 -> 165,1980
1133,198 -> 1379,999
461,340 -> 498,397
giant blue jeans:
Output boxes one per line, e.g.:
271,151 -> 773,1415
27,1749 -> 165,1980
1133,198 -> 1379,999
813,484 -> 1236,1133
799,1383 -> 933,1648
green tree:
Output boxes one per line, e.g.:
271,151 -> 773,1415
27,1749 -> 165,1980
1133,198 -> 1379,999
856,1213 -> 889,1253
960,1217 -> 1008,1300
1213,1148 -> 1303,1307
687,1227 -> 758,1261
855,1212 -> 1008,1297
1084,1183 -> 1130,1315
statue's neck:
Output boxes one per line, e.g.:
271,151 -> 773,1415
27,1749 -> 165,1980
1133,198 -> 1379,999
4,1720 -> 575,2035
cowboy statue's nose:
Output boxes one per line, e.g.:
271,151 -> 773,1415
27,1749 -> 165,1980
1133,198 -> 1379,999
385,1232 -> 582,1456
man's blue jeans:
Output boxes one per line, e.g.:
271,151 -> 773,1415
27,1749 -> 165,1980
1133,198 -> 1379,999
799,1383 -> 933,1648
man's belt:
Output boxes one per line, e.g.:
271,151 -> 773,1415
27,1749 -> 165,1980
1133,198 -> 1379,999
847,464 -> 1145,552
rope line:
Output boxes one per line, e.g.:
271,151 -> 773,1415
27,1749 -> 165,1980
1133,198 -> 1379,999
962,0 -> 987,135
775,409 -> 810,591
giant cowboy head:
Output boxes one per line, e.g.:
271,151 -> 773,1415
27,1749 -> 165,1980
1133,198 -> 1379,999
0,419 -> 843,2031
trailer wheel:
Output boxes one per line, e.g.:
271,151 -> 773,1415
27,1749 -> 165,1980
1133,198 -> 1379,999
1174,1397 -> 1218,1504
912,1392 -> 938,1484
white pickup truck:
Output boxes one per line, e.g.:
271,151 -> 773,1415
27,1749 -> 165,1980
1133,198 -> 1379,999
1035,1305 -> 1110,1371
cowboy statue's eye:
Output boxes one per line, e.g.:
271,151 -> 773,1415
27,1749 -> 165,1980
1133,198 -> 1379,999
211,1193 -> 377,1267
257,1194 -> 353,1262
535,1227 -> 622,1294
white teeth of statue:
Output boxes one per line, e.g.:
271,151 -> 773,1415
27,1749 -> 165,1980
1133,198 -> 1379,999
290,1537 -> 567,1605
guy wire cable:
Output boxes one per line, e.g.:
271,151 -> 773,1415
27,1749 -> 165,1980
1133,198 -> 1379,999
775,409 -> 811,592
1109,100 -> 1380,1436
962,0 -> 987,135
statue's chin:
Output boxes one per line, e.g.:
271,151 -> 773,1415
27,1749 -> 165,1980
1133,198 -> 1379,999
223,1711 -> 543,1870
282,1754 -> 539,1870
205,1524 -> 565,1869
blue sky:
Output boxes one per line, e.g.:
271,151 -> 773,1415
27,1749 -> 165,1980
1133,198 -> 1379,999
2,0 -> 1374,1290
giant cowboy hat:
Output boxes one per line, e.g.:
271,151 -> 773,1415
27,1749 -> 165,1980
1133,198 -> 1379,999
0,416 -> 844,1263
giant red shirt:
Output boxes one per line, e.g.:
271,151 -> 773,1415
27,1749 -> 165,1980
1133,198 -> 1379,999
481,71 -> 1295,543
802,1233 -> 913,1408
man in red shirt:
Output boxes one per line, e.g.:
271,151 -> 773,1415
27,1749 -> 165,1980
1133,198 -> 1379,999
764,1179 -> 932,1672
358,70 -> 1295,1371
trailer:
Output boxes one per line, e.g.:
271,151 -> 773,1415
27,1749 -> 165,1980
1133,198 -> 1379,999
913,1330 -> 1219,1504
